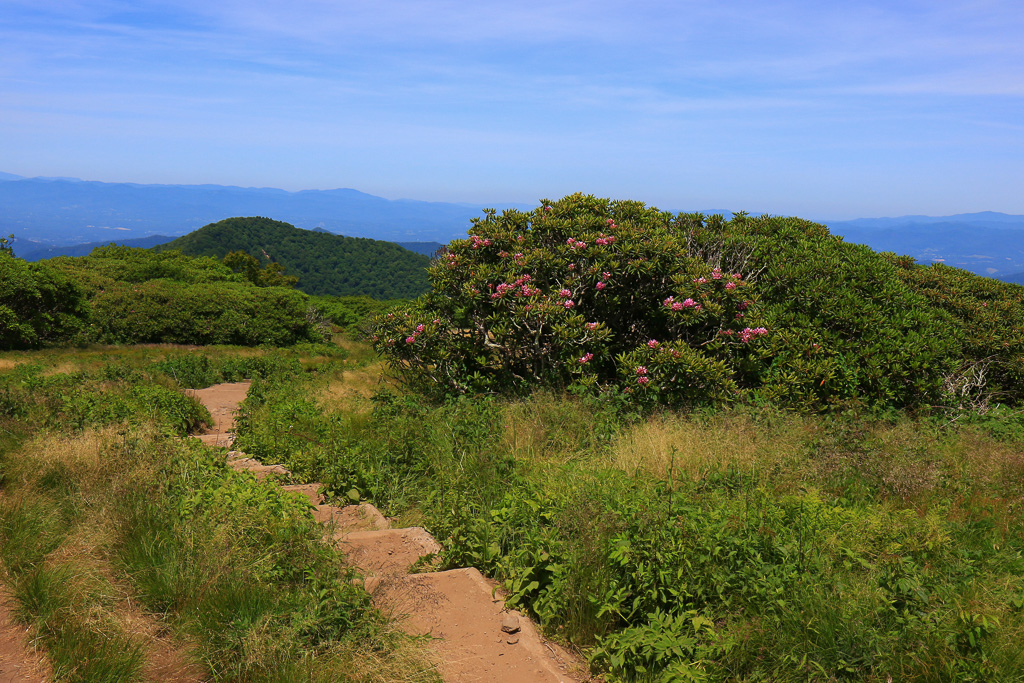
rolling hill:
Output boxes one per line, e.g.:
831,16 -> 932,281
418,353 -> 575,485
155,217 -> 430,299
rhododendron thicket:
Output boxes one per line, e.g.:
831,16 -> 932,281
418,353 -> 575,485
373,193 -> 1024,410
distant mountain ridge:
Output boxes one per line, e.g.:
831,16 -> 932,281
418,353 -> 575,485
0,174 -> 530,246
827,214 -> 1024,277
155,216 -> 431,299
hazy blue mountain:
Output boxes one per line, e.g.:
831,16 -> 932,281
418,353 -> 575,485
18,235 -> 176,261
394,242 -> 444,257
0,175 -> 530,246
827,214 -> 1024,278
0,172 -> 25,181
999,271 -> 1024,285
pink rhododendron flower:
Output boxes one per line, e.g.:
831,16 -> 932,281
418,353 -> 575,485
672,302 -> 683,311
682,298 -> 696,308
579,352 -> 594,364
586,322 -> 598,331
596,282 -> 606,290
405,336 -> 416,344
563,300 -> 575,309
416,324 -> 425,332
637,376 -> 650,386
725,282 -> 737,290
663,296 -> 675,307
559,289 -> 572,297
647,339 -> 659,349
636,366 -> 648,375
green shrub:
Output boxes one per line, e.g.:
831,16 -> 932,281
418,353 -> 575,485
91,280 -> 320,346
0,253 -> 88,350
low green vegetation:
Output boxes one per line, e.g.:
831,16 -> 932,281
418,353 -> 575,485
235,366 -> 1024,682
156,216 -> 431,299
0,345 -> 436,682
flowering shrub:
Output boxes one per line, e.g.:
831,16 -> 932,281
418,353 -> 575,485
373,194 -> 768,404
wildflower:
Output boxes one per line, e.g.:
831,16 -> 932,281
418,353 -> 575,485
596,282 -> 607,290
405,336 -> 416,344
636,366 -> 648,375
637,376 -> 650,386
602,271 -> 611,279
671,302 -> 683,311
416,324 -> 425,332
586,322 -> 599,331
579,352 -> 594,364
682,298 -> 696,308
663,296 -> 675,307
647,339 -> 659,349
564,300 -> 575,309
725,282 -> 737,290
559,289 -> 572,297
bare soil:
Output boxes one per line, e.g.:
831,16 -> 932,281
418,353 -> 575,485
192,382 -> 587,683
0,587 -> 49,683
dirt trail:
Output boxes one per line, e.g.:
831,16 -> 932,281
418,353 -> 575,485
192,383 -> 584,683
0,588 -> 49,683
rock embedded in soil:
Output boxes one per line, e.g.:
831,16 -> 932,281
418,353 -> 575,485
501,614 -> 521,634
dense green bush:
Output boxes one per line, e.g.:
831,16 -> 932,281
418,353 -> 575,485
0,253 -> 89,350
90,280 -> 322,346
892,259 -> 1024,406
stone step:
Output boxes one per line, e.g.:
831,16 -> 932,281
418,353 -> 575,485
376,567 -> 577,683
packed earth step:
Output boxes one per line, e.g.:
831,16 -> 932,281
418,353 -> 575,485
335,528 -> 442,579
377,567 -> 578,683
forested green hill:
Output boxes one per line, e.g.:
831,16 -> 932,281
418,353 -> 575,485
155,217 -> 431,299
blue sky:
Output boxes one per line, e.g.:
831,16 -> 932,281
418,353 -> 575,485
1,0 -> 1021,218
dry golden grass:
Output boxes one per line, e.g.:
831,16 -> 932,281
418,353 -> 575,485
317,360 -> 393,413
608,411 -> 809,481
0,358 -> 22,370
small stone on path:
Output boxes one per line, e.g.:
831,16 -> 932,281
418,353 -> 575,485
501,614 -> 521,634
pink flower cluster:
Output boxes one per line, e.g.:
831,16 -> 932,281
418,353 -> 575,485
469,235 -> 493,249
712,267 -> 723,280
559,288 -> 572,297
586,322 -> 599,331
637,376 -> 650,386
566,238 -> 587,251
738,327 -> 768,343
578,352 -> 594,364
596,281 -> 607,290
491,274 -> 539,300
636,366 -> 648,375
595,233 -> 617,246
564,300 -> 575,309
647,339 -> 659,349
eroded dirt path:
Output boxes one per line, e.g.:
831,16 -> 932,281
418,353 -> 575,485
192,383 -> 585,683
